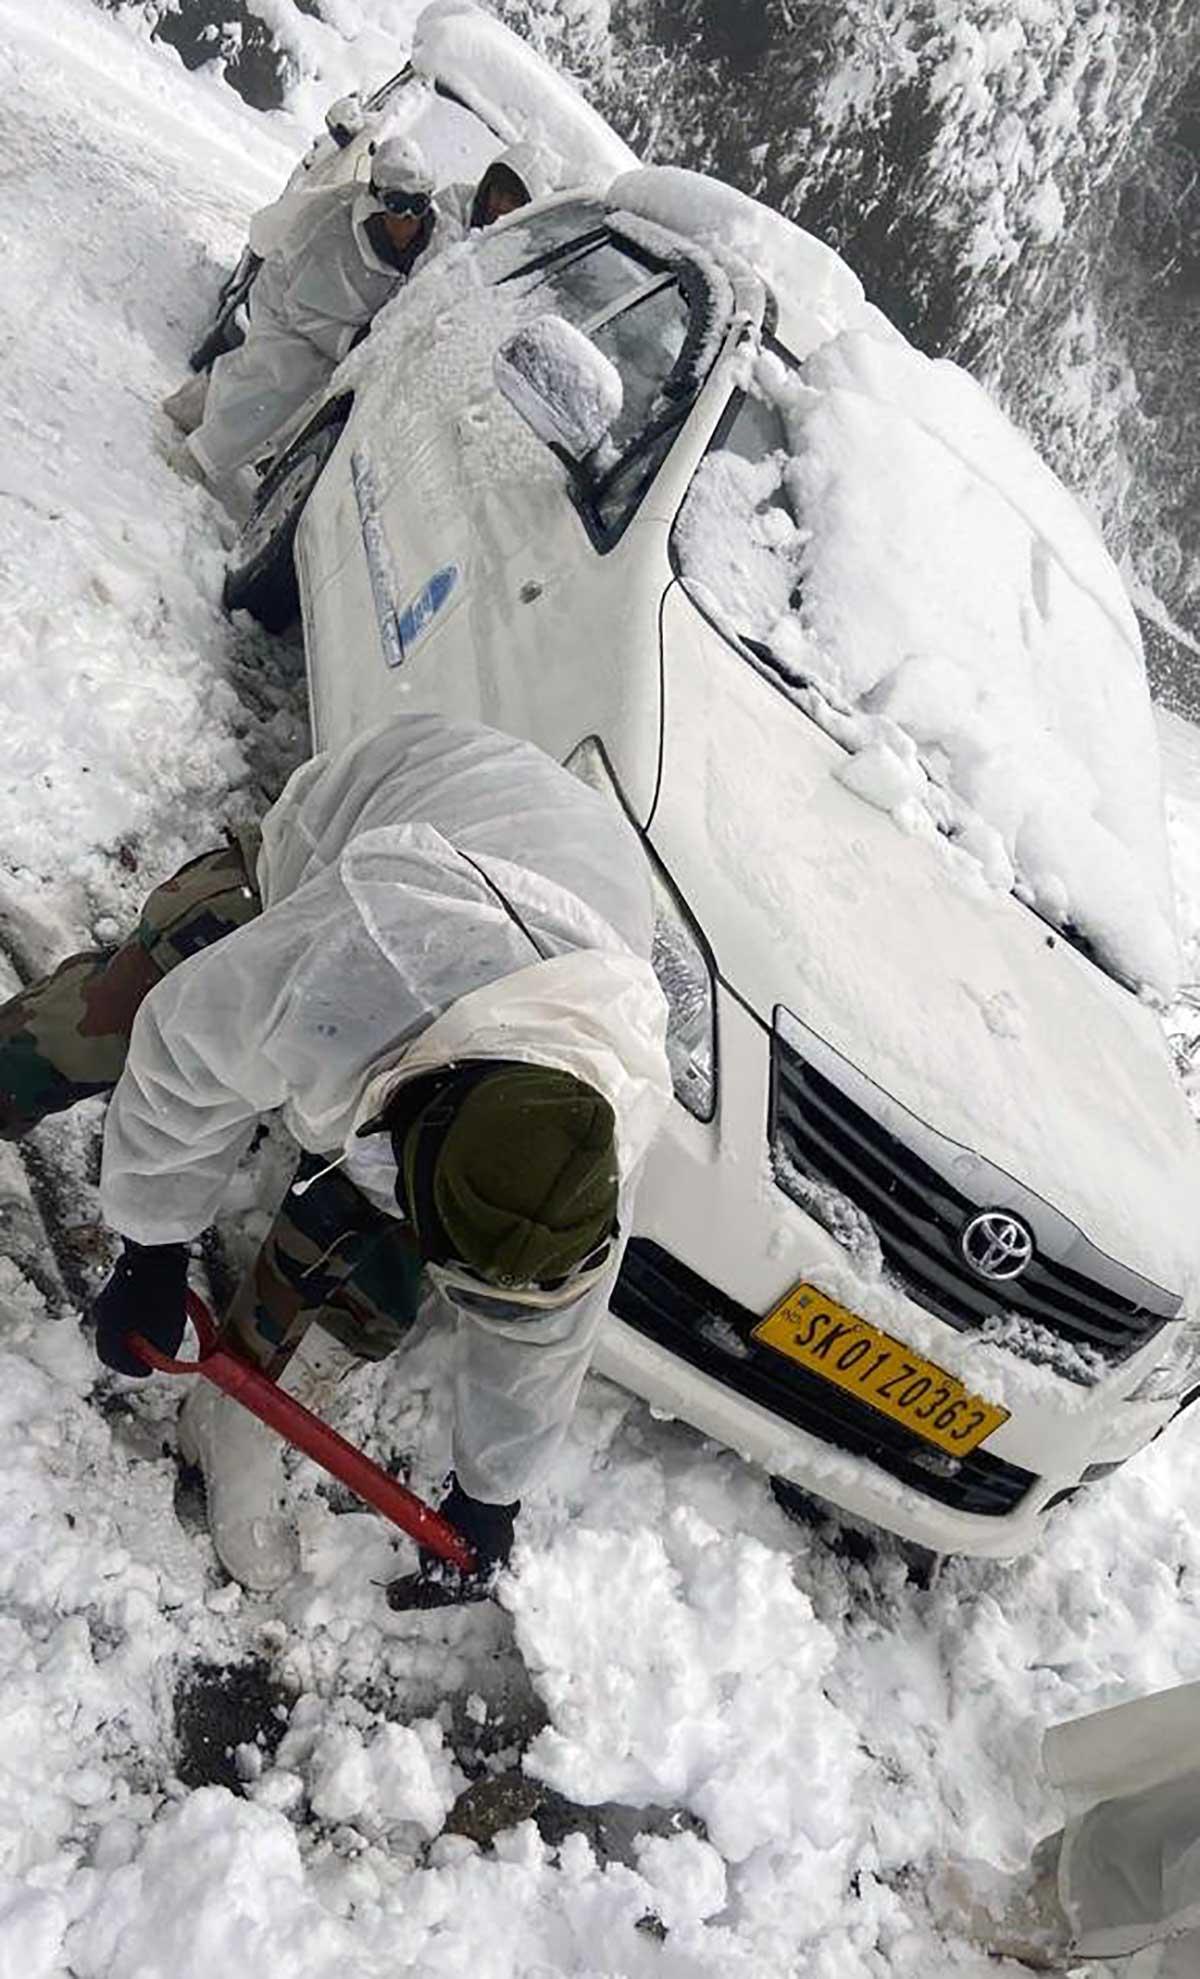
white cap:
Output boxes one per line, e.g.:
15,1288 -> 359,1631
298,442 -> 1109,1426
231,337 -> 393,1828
370,135 -> 435,201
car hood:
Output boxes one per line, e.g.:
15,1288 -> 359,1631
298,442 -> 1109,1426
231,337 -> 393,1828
651,585 -> 1200,1299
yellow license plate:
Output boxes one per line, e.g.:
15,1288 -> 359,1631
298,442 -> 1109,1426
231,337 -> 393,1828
753,1282 -> 1009,1457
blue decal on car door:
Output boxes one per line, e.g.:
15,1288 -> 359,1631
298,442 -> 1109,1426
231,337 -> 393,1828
396,565 -> 459,657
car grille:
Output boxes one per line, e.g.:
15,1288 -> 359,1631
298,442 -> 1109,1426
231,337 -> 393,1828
771,1033 -> 1169,1374
611,1239 -> 1036,1518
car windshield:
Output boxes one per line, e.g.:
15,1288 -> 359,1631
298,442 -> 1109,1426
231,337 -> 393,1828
673,361 -> 805,679
671,335 -> 1172,993
473,199 -> 610,288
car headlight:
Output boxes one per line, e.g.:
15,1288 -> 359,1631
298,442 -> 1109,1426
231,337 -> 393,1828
565,738 -> 717,1121
1124,1322 -> 1200,1404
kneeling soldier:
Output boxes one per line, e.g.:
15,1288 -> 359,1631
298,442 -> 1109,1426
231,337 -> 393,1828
0,714 -> 670,1602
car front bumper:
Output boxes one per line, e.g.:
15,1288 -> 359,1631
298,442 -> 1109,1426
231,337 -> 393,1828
593,985 -> 1177,1557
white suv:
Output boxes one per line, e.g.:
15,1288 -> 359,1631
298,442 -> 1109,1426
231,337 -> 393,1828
223,169 -> 1200,1557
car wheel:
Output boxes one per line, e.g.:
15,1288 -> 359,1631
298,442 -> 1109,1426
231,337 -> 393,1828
222,420 -> 345,633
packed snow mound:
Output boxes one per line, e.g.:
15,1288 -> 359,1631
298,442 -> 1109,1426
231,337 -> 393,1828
610,165 -> 867,353
509,1510 -> 864,1869
303,1716 -> 462,1838
67,1789 -> 359,1979
415,0 -> 636,188
676,326 -> 1179,996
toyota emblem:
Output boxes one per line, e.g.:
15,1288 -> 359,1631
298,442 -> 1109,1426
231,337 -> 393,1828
960,1210 -> 1034,1281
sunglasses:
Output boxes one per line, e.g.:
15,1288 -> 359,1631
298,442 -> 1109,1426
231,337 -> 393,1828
374,187 -> 432,218
427,1232 -> 617,1315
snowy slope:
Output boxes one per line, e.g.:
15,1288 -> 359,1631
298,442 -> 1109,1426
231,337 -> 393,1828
3,4 -> 1200,1976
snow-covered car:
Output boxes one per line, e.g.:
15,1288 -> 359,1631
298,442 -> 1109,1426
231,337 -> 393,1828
221,162 -> 1200,1559
189,0 -> 635,370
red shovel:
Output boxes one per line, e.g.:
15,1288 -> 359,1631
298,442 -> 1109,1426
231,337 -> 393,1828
127,1291 -> 475,1572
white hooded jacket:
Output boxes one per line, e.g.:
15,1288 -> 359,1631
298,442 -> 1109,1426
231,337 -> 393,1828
100,714 -> 672,1500
1042,1682 -> 1200,1962
192,184 -> 459,482
439,140 -> 563,234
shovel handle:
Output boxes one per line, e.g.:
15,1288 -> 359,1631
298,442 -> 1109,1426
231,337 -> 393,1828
129,1289 -> 220,1373
127,1292 -> 475,1572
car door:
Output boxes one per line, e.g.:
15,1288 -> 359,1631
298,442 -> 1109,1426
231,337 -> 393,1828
385,214 -> 731,819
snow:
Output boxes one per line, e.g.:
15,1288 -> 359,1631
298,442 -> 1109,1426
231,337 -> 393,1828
3,3 -> 1200,1978
513,1510 -> 862,1866
302,1716 -> 462,1836
611,165 -> 868,356
413,0 -> 637,187
189,1 -> 429,141
0,0 -> 304,961
674,322 -> 1180,997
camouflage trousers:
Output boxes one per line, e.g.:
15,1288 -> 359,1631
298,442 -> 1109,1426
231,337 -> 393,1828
0,837 -> 421,1374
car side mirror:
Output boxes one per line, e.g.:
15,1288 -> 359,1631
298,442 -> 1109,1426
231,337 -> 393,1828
494,315 -> 623,466
325,95 -> 365,147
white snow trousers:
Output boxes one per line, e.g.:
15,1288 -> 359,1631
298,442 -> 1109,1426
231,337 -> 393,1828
188,302 -> 334,483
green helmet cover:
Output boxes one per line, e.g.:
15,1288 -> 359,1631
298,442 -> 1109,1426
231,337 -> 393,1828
400,1064 -> 618,1288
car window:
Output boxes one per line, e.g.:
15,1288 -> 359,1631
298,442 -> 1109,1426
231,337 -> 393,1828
495,244 -> 717,541
591,424 -> 681,537
591,283 -> 689,455
672,360 -> 808,661
473,201 -> 609,285
521,241 -> 660,327
587,282 -> 694,536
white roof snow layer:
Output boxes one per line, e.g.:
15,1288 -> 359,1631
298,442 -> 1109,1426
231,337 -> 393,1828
413,0 -> 637,191
610,164 -> 867,351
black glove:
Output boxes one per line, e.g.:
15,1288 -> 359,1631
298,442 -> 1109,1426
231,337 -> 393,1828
387,1478 -> 519,1612
90,1239 -> 190,1378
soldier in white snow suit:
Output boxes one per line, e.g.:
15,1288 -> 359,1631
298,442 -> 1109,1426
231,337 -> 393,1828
448,139 -> 561,231
0,715 -> 671,1604
174,136 -> 450,487
245,138 -> 560,271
